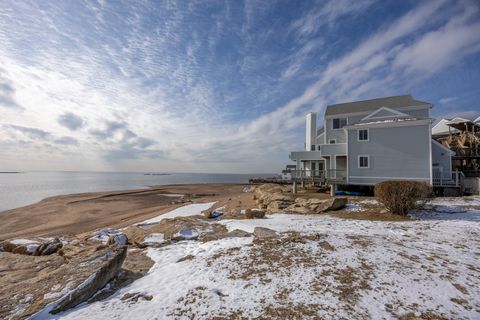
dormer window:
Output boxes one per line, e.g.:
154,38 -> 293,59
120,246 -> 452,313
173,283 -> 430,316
332,118 -> 347,129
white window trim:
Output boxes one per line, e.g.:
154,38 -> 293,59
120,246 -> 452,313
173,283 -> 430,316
358,155 -> 370,168
329,139 -> 336,144
331,117 -> 348,130
357,128 -> 369,142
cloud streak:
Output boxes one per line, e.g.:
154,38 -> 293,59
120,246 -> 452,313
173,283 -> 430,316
0,0 -> 479,173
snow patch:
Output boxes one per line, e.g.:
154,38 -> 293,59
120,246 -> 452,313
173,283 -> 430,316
143,233 -> 165,244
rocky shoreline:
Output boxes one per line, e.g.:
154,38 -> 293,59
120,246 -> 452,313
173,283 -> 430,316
0,183 -> 357,319
3,183 -> 444,319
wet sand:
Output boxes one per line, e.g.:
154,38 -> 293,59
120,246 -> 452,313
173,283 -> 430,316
0,184 -> 248,240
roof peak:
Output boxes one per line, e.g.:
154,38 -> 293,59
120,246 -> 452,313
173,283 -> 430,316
324,95 -> 431,117
327,94 -> 413,107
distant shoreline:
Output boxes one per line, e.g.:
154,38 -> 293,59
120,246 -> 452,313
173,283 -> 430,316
0,172 -> 22,174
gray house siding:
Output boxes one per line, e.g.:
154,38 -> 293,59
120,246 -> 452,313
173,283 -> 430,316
347,123 -> 431,185
324,106 -> 430,148
431,140 -> 452,179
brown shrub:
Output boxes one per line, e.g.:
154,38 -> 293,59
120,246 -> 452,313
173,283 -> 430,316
374,180 -> 432,215
245,209 -> 266,219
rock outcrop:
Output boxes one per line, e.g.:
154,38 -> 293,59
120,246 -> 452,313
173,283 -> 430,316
50,245 -> 128,314
252,184 -> 294,213
251,184 -> 347,215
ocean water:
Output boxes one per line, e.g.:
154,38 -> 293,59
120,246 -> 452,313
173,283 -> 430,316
0,171 -> 271,212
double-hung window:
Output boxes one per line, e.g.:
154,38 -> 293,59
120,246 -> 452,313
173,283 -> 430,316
358,129 -> 369,141
358,155 -> 369,168
332,118 -> 347,129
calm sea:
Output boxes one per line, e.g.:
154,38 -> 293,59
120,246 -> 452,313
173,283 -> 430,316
0,171 -> 271,212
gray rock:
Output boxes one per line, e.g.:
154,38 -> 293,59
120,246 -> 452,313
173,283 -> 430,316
253,227 -> 278,239
204,209 -> 224,219
107,234 -> 128,246
313,197 -> 348,212
37,238 -> 63,255
50,246 -> 127,314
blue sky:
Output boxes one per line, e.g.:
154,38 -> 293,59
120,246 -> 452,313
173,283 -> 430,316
0,0 -> 479,173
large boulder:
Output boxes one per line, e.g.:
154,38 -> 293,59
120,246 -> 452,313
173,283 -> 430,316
50,245 -> 127,314
286,204 -> 313,214
266,200 -> 292,213
286,197 -> 347,214
255,189 -> 294,213
313,197 -> 348,212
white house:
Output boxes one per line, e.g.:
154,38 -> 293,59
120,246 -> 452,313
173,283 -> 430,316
289,95 -> 457,194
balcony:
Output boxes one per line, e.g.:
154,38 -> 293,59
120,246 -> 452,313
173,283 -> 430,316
290,169 -> 347,184
319,143 -> 347,156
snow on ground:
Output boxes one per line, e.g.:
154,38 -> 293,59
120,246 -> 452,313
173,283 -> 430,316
139,202 -> 216,224
411,197 -> 480,221
52,198 -> 480,319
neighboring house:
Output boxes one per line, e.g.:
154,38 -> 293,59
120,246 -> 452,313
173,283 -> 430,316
281,165 -> 296,181
432,118 -> 460,137
289,95 -> 457,193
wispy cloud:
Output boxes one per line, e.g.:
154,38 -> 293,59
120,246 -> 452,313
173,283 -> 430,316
0,0 -> 479,173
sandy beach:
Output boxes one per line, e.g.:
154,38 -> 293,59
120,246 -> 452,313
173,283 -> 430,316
0,184 -> 252,241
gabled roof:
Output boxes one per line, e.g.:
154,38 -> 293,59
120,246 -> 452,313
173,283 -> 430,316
360,107 -> 411,123
432,119 -> 454,136
446,117 -> 473,125
325,95 -> 431,117
474,115 -> 480,123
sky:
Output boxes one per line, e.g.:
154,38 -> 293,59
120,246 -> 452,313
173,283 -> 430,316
0,0 -> 480,174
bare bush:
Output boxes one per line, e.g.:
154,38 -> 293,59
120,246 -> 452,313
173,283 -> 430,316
374,181 -> 432,215
245,209 -> 266,219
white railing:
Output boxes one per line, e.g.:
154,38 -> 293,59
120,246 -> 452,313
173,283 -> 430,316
290,169 -> 346,183
432,169 -> 462,187
291,170 -> 326,179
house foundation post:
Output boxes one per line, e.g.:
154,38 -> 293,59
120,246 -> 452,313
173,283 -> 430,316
292,181 -> 297,194
330,184 -> 336,197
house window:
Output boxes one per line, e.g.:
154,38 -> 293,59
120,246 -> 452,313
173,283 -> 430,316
358,155 -> 369,168
317,145 -> 321,151
358,129 -> 369,141
329,139 -> 336,144
311,145 -> 315,151
332,118 -> 347,129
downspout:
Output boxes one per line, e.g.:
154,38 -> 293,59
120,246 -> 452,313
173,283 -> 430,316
429,120 -> 433,185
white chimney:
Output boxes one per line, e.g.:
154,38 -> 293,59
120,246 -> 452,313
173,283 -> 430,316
305,112 -> 317,151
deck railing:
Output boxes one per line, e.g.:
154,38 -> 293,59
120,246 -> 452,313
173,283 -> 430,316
432,169 -> 463,187
290,169 -> 346,183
